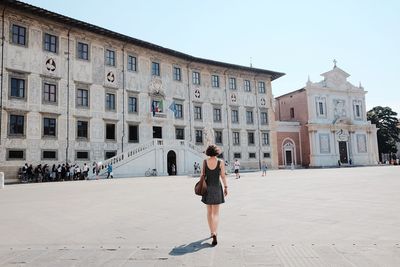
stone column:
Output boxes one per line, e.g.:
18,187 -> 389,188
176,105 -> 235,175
309,130 -> 317,166
0,172 -> 4,189
348,130 -> 355,164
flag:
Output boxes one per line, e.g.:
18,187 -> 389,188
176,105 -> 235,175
158,100 -> 163,112
151,101 -> 156,116
169,101 -> 176,115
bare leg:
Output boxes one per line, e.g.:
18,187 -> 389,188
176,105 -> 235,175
207,205 -> 213,235
211,205 -> 220,235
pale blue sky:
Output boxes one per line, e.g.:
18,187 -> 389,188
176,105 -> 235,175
24,0 -> 400,114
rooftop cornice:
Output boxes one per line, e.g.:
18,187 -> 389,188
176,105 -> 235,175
2,0 -> 285,81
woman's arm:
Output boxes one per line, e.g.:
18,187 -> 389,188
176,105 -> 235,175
220,161 -> 228,196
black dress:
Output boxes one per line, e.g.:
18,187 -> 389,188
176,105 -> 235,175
201,159 -> 225,205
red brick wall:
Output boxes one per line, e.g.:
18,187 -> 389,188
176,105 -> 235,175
276,90 -> 310,167
277,132 -> 301,166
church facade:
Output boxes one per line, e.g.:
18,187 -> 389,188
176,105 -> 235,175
276,64 -> 379,168
0,1 -> 284,180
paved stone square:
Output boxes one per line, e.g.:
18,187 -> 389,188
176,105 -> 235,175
1,166 -> 400,266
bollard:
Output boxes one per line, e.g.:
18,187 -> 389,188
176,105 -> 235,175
0,172 -> 4,189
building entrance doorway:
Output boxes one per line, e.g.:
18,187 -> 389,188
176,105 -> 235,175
339,141 -> 348,163
167,150 -> 177,175
282,139 -> 296,166
285,150 -> 293,165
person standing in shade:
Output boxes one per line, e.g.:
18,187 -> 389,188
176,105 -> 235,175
234,159 -> 240,179
107,164 -> 113,179
171,163 -> 176,175
262,162 -> 267,176
201,144 -> 228,246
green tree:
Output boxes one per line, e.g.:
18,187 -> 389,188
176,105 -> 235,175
367,106 -> 400,160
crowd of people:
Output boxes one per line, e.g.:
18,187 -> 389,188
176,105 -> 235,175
18,162 -> 113,183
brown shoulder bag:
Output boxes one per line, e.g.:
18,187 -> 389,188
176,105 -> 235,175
194,160 -> 207,196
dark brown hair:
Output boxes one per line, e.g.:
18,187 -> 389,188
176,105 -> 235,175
205,144 -> 220,157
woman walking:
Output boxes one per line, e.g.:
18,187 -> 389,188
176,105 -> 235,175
201,144 -> 228,246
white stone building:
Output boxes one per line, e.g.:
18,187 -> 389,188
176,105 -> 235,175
0,1 -> 284,180
275,63 -> 379,168
305,64 -> 379,167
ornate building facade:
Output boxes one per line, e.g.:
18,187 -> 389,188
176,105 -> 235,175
276,63 -> 379,167
0,1 -> 284,180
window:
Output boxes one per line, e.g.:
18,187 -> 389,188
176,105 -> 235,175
10,78 -> 25,98
77,42 -> 89,60
153,126 -> 162,139
173,66 -> 181,81
229,78 -> 236,90
246,110 -> 254,124
233,131 -> 240,145
151,99 -> 163,115
128,96 -> 137,113
43,82 -> 57,103
175,103 -> 183,119
195,129 -> 203,143
213,108 -> 221,122
194,106 -> 202,120
77,120 -> 88,139
244,80 -> 251,92
258,81 -> 266,93
262,132 -> 270,145
192,71 -> 200,85
12,24 -> 26,46
353,101 -> 362,119
9,114 -> 24,135
151,62 -> 160,76
211,75 -> 220,88
290,107 -> 295,119
319,102 -> 324,115
43,118 -> 56,137
249,153 -> 256,159
76,151 -> 89,160
260,111 -> 268,125
248,132 -> 255,145
105,49 -> 115,66
263,152 -> 271,158
128,125 -> 139,143
355,105 -> 361,118
76,89 -> 89,107
8,150 -> 25,160
127,55 -> 137,71
105,151 -> 117,160
44,33 -> 57,53
215,130 -> 223,144
175,128 -> 184,140
316,97 -> 326,117
42,150 -> 57,160
231,110 -> 239,123
106,93 -> 116,111
105,123 -> 116,140
234,153 -> 241,159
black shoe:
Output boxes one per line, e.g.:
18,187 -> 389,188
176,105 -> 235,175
212,234 -> 217,246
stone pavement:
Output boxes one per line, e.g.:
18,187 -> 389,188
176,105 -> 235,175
0,166 -> 400,266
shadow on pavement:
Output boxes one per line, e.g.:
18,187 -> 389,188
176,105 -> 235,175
169,237 -> 213,256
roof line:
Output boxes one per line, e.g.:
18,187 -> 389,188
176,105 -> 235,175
4,0 -> 285,80
275,88 -> 305,99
